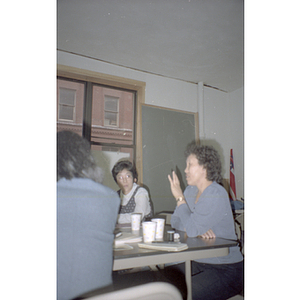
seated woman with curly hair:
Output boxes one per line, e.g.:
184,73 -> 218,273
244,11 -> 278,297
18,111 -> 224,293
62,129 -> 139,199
167,142 -> 243,300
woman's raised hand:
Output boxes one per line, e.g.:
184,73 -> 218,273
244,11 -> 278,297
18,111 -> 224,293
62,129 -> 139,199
167,171 -> 184,200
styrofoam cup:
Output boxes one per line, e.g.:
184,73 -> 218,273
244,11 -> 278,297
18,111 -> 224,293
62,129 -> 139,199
151,218 -> 165,240
142,221 -> 157,243
131,213 -> 142,231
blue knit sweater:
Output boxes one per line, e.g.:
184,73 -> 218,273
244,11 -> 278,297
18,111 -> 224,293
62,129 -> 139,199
171,181 -> 243,264
57,177 -> 120,300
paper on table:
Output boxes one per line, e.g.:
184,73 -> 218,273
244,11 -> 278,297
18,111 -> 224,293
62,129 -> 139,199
114,244 -> 134,251
114,232 -> 142,246
115,223 -> 132,228
138,242 -> 188,252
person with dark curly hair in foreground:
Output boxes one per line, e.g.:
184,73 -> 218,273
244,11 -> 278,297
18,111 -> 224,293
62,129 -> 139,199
167,142 -> 244,300
57,131 -> 120,300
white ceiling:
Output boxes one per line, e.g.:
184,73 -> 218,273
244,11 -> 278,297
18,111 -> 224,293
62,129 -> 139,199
57,0 -> 244,93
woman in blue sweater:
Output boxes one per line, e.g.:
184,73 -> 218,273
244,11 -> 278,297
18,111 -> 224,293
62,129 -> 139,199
57,131 -> 120,300
167,142 -> 243,300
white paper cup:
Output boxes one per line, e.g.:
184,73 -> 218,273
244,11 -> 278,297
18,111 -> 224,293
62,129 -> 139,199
151,218 -> 165,240
142,221 -> 157,243
131,213 -> 142,231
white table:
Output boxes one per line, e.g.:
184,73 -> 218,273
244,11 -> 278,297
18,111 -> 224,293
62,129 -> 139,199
113,227 -> 238,300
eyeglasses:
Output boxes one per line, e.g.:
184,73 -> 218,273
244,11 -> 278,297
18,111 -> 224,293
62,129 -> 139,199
116,174 -> 133,181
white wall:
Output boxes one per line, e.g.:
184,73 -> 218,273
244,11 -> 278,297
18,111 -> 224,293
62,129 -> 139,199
57,50 -> 244,198
229,87 -> 244,199
201,86 -> 244,199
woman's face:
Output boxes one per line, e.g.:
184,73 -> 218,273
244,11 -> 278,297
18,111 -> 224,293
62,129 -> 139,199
116,168 -> 135,195
184,154 -> 207,186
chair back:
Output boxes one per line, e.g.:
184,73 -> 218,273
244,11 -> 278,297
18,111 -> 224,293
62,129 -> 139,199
154,211 -> 173,225
83,282 -> 183,300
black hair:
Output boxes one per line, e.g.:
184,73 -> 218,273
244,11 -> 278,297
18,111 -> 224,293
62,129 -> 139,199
57,130 -> 103,183
185,142 -> 223,184
111,160 -> 138,183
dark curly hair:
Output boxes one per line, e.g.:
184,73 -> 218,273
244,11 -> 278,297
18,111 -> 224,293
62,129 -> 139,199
111,160 -> 138,183
57,130 -> 103,183
185,142 -> 223,184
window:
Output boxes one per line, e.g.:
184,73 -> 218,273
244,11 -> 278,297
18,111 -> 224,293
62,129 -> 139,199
57,65 -> 145,186
58,88 -> 76,121
90,85 -> 135,147
104,96 -> 119,126
90,85 -> 135,191
57,70 -> 143,190
57,78 -> 85,136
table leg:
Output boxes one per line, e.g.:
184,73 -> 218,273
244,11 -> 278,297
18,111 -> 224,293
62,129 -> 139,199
185,259 -> 192,300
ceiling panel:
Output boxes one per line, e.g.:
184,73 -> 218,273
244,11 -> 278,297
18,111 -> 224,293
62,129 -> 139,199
57,0 -> 244,92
